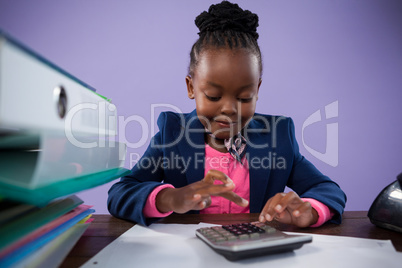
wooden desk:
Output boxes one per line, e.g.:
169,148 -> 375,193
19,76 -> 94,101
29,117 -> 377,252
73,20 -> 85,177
61,211 -> 402,267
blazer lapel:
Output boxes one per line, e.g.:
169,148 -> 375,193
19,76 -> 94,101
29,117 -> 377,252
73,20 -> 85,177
176,110 -> 205,185
245,117 -> 272,213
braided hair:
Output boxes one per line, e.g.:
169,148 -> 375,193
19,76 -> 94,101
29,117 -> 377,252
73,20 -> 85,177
189,1 -> 262,77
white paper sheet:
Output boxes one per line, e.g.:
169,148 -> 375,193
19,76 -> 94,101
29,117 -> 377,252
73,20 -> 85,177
81,223 -> 402,268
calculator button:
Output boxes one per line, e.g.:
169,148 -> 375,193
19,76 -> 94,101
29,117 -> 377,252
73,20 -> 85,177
261,226 -> 276,233
239,234 -> 250,240
250,233 -> 260,239
198,228 -> 209,234
226,235 -> 238,241
215,237 -> 227,242
210,233 -> 222,238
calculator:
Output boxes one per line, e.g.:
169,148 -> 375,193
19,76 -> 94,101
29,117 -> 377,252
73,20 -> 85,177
195,221 -> 312,261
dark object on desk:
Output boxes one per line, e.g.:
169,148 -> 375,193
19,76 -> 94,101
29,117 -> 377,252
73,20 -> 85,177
368,173 -> 402,233
196,222 -> 312,261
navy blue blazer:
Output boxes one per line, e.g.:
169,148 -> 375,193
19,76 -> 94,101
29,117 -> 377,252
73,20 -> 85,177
108,110 -> 346,226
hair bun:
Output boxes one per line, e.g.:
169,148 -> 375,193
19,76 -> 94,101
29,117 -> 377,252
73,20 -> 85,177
195,1 -> 259,40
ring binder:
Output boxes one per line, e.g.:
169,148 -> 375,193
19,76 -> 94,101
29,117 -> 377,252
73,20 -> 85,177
0,31 -> 117,136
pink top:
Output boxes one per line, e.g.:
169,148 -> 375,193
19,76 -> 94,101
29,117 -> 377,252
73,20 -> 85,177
143,145 -> 333,226
200,144 -> 250,214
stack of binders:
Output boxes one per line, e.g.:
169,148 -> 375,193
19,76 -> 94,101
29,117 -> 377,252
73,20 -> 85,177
0,30 -> 130,267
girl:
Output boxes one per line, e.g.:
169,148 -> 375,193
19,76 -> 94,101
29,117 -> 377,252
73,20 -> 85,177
108,1 -> 346,227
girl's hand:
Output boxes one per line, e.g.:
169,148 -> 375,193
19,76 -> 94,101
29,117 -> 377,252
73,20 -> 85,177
156,169 -> 249,214
259,192 -> 318,228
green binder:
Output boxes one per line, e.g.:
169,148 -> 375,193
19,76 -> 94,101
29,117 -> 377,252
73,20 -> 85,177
0,167 -> 130,207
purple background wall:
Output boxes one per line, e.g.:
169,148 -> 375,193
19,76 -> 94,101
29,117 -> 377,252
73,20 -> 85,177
1,0 -> 401,214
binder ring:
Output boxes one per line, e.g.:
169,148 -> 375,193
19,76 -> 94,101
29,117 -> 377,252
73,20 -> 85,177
54,85 -> 67,119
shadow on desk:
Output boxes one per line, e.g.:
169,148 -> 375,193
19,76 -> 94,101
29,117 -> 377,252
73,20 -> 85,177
61,211 -> 402,267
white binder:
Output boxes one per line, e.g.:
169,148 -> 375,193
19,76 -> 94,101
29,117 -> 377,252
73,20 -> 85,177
0,31 -> 117,136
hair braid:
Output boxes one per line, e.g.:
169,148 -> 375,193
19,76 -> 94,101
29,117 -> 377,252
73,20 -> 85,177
189,1 -> 262,77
